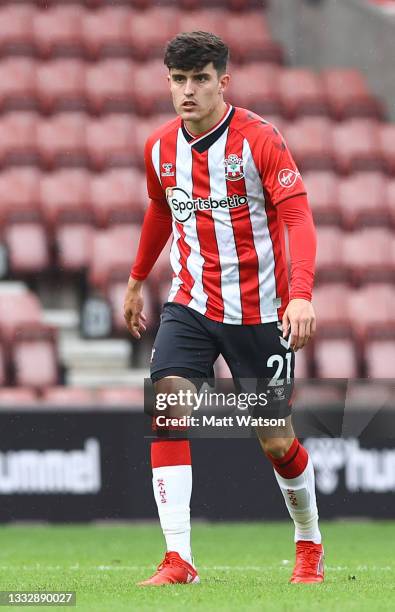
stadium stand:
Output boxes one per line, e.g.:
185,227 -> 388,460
0,0 -> 393,400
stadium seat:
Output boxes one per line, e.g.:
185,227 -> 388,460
83,6 -> 134,59
225,11 -> 283,63
379,123 -> 395,175
338,172 -> 389,229
0,343 -> 6,386
85,59 -> 135,113
12,326 -> 59,388
0,58 -> 37,112
0,4 -> 35,56
282,118 -> 335,171
347,284 -> 395,339
303,171 -> 340,226
314,227 -> 347,283
342,228 -> 394,284
96,387 -> 144,406
177,9 -> 227,40
90,169 -> 146,226
0,168 -> 41,224
365,340 -> 395,378
314,338 -> 359,378
37,113 -> 87,169
134,114 -> 175,165
293,382 -> 344,407
227,64 -> 281,115
4,222 -> 49,274
346,380 -> 393,408
36,59 -> 86,113
386,178 -> 395,224
56,224 -> 94,271
40,169 -> 92,226
322,69 -> 383,120
85,115 -> 137,170
312,284 -> 351,335
332,119 -> 384,174
128,7 -> 179,60
42,386 -> 95,405
33,5 -> 84,58
0,112 -> 39,167
0,288 -> 43,341
294,346 -> 309,378
134,60 -> 173,115
279,68 -> 329,119
0,387 -> 38,405
88,224 -> 141,288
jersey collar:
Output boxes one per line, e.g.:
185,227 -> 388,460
181,104 -> 235,153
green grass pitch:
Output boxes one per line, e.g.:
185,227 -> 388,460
0,521 -> 394,611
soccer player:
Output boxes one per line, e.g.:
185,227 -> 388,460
124,32 -> 323,586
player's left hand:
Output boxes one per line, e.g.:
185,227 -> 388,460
282,299 -> 316,352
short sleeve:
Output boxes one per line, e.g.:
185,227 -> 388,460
258,126 -> 307,206
144,137 -> 166,201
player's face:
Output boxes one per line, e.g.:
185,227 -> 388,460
168,63 -> 230,127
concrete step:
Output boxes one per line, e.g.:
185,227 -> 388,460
59,337 -> 132,369
67,368 -> 148,388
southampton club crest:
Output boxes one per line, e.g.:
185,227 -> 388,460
224,154 -> 244,181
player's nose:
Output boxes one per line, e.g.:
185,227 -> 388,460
184,78 -> 195,96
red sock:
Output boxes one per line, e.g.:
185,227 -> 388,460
151,440 -> 191,469
265,438 -> 308,479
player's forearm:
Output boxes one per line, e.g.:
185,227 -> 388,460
130,198 -> 172,281
277,195 -> 317,302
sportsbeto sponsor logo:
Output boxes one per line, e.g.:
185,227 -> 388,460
166,186 -> 248,223
278,168 -> 301,189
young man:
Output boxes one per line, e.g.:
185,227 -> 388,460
124,31 -> 323,586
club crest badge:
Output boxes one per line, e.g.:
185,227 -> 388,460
161,162 -> 175,177
224,154 -> 244,181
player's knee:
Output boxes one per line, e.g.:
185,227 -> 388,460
261,437 -> 294,459
154,376 -> 197,418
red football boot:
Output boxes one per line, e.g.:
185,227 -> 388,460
138,551 -> 200,586
290,541 -> 324,583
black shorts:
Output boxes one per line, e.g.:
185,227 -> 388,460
150,302 -> 295,418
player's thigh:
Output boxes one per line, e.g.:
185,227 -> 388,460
150,302 -> 219,384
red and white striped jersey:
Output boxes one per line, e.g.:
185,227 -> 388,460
145,105 -> 307,325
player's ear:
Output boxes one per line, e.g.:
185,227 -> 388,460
218,73 -> 230,94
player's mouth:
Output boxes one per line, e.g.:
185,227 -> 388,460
181,101 -> 197,109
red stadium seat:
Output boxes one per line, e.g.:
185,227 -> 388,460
56,224 -> 94,271
83,7 -> 134,59
37,113 -> 87,170
282,118 -> 335,171
134,60 -> 172,115
4,222 -> 49,274
342,228 -> 394,283
315,227 -> 347,283
312,284 -> 351,335
294,347 -> 309,379
303,171 -> 340,225
134,114 -> 175,165
322,69 -> 382,120
279,68 -> 329,119
225,12 -> 283,63
379,123 -> 395,175
0,4 -> 35,55
227,64 -> 281,115
90,169 -> 146,226
128,7 -> 179,60
0,343 -> 6,386
42,386 -> 95,405
332,119 -> 384,174
347,284 -> 395,339
0,387 -> 38,405
0,288 -> 43,341
177,9 -> 227,39
338,172 -> 389,229
96,387 -> 144,406
86,115 -> 137,171
33,5 -> 84,58
40,169 -> 92,226
36,59 -> 86,113
88,224 -> 141,288
0,112 -> 39,166
365,340 -> 395,378
0,58 -> 37,112
314,338 -> 358,378
386,179 -> 395,224
0,168 -> 41,224
86,59 -> 135,113
12,326 -> 59,388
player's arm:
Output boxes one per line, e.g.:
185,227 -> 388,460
277,194 -> 317,352
124,198 -> 172,339
255,124 -> 317,351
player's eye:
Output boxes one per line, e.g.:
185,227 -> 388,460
173,75 -> 185,82
196,75 -> 208,82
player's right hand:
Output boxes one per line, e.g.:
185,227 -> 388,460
124,277 -> 147,339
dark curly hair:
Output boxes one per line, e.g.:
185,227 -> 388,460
164,31 -> 229,75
